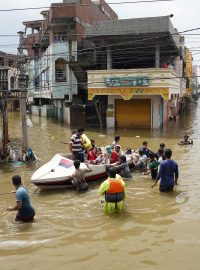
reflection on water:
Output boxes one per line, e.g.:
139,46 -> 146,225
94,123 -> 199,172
0,103 -> 200,270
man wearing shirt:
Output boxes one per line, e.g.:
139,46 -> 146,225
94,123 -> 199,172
7,175 -> 35,222
69,128 -> 84,162
152,149 -> 179,192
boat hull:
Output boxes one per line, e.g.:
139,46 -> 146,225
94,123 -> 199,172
31,154 -> 108,190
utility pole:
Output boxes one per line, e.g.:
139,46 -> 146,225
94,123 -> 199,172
1,92 -> 8,155
18,31 -> 28,150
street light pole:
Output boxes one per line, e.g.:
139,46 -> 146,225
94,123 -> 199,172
17,31 -> 28,150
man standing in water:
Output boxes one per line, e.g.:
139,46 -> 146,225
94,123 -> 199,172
69,128 -> 84,162
99,167 -> 125,214
6,175 -> 35,222
152,149 -> 179,192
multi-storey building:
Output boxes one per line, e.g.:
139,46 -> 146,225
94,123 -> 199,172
21,1 -> 188,129
0,51 -> 18,153
22,0 -> 117,125
86,16 -> 187,128
192,65 -> 198,96
0,51 -> 17,93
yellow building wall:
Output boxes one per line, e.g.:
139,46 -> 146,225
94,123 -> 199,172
185,48 -> 193,96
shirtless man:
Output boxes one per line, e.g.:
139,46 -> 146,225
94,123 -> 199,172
71,160 -> 92,192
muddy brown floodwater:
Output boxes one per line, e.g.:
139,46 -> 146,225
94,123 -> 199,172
0,102 -> 199,270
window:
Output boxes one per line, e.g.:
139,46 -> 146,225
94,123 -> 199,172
0,57 -> 4,66
54,32 -> 67,43
10,76 -> 15,89
55,58 -> 67,82
8,60 -> 14,67
0,69 -> 8,90
34,75 -> 40,90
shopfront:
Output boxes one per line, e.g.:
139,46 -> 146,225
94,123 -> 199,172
87,68 -> 184,129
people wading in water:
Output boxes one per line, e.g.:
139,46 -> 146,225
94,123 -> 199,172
6,175 -> 35,222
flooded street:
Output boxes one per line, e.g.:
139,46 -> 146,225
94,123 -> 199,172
0,102 -> 200,270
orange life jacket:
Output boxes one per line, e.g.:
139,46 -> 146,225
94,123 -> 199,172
105,177 -> 124,202
107,178 -> 124,193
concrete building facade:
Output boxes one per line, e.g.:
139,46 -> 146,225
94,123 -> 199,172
86,16 -> 187,128
21,2 -> 190,129
22,0 -> 117,125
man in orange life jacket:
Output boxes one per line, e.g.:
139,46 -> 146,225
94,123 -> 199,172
99,167 -> 125,214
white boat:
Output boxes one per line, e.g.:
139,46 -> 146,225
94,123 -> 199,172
31,154 -> 108,190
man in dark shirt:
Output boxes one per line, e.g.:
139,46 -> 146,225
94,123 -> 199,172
152,149 -> 179,192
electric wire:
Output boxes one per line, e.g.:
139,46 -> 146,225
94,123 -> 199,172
0,0 -> 174,12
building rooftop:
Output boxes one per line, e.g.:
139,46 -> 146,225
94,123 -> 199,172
86,16 -> 180,48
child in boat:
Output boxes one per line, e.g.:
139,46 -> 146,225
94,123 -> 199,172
71,160 -> 92,192
178,135 -> 193,145
89,147 -> 104,164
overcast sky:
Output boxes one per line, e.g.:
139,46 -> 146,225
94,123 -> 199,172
1,0 -> 200,67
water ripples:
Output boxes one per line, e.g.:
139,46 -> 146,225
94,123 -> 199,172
1,105 -> 200,269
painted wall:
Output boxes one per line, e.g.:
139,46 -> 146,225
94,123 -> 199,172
27,41 -> 78,101
185,48 -> 193,96
63,107 -> 71,125
49,42 -> 78,99
88,68 -> 182,101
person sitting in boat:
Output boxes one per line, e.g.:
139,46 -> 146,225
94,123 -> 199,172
138,141 -> 151,158
87,140 -> 97,162
71,160 -> 92,192
115,144 -> 124,156
143,153 -> 160,180
131,149 -> 147,172
91,148 -> 104,164
110,145 -> 121,164
111,135 -> 121,149
112,155 -> 132,179
178,135 -> 193,145
125,148 -> 135,155
6,175 -> 35,222
99,167 -> 125,214
104,145 -> 119,165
